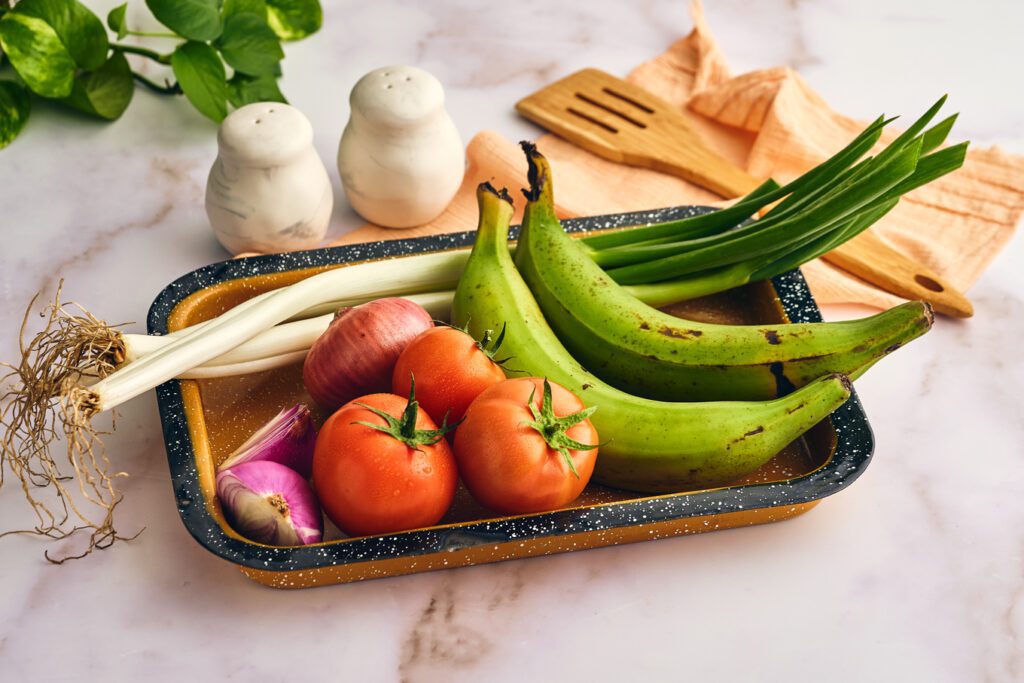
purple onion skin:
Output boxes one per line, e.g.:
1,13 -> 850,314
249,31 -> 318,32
216,461 -> 323,546
217,404 -> 317,479
303,298 -> 434,412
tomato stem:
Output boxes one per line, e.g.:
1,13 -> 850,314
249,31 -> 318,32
353,376 -> 458,451
525,379 -> 598,478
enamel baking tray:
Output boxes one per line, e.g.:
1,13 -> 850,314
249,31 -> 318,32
149,206 -> 874,589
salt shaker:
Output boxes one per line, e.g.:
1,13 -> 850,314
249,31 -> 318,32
206,102 -> 333,254
337,66 -> 464,228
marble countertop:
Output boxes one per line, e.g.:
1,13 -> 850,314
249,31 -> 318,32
2,1 -> 1022,681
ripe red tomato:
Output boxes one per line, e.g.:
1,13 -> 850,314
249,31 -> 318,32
392,325 -> 507,425
453,378 -> 599,515
312,392 -> 457,536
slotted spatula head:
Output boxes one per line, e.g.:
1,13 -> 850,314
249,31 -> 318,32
515,68 -> 759,198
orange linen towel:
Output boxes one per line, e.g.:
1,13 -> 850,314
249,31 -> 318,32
330,1 -> 1024,310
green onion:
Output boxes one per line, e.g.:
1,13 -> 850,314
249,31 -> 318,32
582,114 -> 890,252
580,178 -> 782,253
607,137 -> 923,284
748,198 -> 901,281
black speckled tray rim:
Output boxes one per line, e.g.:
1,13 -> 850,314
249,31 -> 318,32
149,206 -> 874,573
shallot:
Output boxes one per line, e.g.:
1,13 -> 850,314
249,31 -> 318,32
216,461 -> 323,546
217,404 -> 317,479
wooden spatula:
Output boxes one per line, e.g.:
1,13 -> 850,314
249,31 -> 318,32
516,68 -> 972,318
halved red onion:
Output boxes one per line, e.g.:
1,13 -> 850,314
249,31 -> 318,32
216,461 -> 323,546
302,298 -> 434,412
217,404 -> 317,479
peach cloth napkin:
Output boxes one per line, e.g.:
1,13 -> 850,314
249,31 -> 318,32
330,1 -> 1024,310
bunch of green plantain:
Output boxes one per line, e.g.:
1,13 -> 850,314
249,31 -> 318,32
452,101 -> 959,493
514,145 -> 934,403
454,185 -> 859,492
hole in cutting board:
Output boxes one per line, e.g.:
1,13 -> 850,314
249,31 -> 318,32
914,274 -> 944,292
567,107 -> 618,133
574,93 -> 647,128
602,87 -> 655,113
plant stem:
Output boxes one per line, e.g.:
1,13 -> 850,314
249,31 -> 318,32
124,30 -> 179,39
112,43 -> 172,65
132,72 -> 182,95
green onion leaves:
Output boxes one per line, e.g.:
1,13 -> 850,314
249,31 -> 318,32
586,97 -> 968,296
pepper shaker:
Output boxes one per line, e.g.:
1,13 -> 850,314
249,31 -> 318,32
337,66 -> 464,228
206,102 -> 333,254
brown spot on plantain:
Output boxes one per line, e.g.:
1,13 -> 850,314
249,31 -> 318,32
884,343 -> 903,354
763,330 -> 781,345
640,322 -> 650,330
731,425 -> 765,444
659,327 -> 702,339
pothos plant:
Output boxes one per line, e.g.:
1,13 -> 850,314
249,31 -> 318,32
0,0 -> 322,149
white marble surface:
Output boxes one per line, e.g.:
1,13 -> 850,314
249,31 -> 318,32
1,1 -> 1022,681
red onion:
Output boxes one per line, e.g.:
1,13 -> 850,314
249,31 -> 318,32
216,461 -> 323,546
302,297 -> 433,411
217,404 -> 317,479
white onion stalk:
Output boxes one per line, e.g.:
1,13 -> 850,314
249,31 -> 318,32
0,249 -> 468,560
95,249 -> 470,411
120,290 -> 454,378
177,350 -> 310,379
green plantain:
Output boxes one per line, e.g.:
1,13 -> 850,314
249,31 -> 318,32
452,182 -> 852,493
514,143 -> 934,401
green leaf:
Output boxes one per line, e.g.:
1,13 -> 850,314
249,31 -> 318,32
146,0 -> 222,41
62,50 -> 133,120
0,13 -> 75,98
921,114 -> 958,154
227,71 -> 286,108
222,0 -> 266,18
171,40 -> 227,122
265,0 -> 321,41
15,0 -> 110,70
0,80 -> 31,149
106,2 -> 127,39
216,11 -> 282,76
